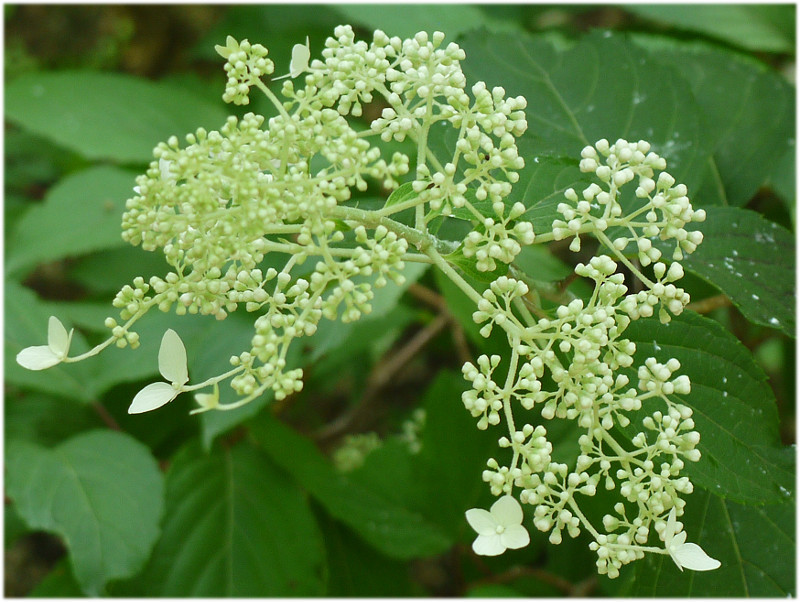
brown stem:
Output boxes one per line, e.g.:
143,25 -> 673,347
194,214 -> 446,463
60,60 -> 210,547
92,402 -> 121,431
408,282 -> 472,364
470,562 -> 595,596
686,293 -> 731,314
314,312 -> 450,444
408,282 -> 447,311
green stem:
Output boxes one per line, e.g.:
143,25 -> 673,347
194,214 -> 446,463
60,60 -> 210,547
183,365 -> 245,392
423,245 -> 483,306
595,230 -> 654,288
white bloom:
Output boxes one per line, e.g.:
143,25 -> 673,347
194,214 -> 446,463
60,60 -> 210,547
128,329 -> 189,414
16,316 -> 73,370
274,36 -> 310,80
466,495 -> 530,556
159,157 -> 173,181
663,507 -> 721,572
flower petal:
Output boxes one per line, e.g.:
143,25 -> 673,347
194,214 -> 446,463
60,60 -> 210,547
664,506 -> 678,543
472,533 -> 506,556
128,382 -> 178,414
490,495 -> 524,526
47,316 -> 70,356
466,508 -> 497,536
215,35 -> 238,59
672,542 -> 721,572
16,345 -> 61,370
159,157 -> 173,182
501,524 -> 530,550
289,36 -> 310,77
158,329 -> 188,385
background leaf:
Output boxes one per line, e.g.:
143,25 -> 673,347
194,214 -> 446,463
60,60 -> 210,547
630,36 -> 795,207
6,166 -> 138,277
332,4 -> 524,39
316,510 -> 414,596
342,372 -> 499,541
667,206 -> 795,336
626,4 -> 796,53
630,487 -> 795,597
250,413 -> 453,559
624,311 -> 792,504
5,71 -> 229,163
458,29 -> 709,197
5,392 -> 104,448
131,439 -> 325,597
5,430 -> 164,596
382,181 -> 417,210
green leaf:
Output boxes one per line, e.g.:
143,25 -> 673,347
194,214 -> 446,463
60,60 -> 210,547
631,486 -> 795,597
307,304 -> 416,398
317,510 -> 413,596
624,311 -> 792,504
250,413 -> 453,559
445,244 -> 509,283
331,4 -> 524,40
458,29 -> 709,195
131,439 -> 325,596
382,181 -> 417,210
6,166 -> 138,277
631,36 -> 795,207
68,246 -> 171,295
5,71 -> 229,163
5,430 -> 164,596
626,4 -> 796,53
512,244 -> 573,283
4,503 -> 29,550
340,372 -> 504,543
413,372 -> 500,536
5,392 -> 104,447
769,143 -> 796,212
670,206 -> 795,336
512,154 -> 589,232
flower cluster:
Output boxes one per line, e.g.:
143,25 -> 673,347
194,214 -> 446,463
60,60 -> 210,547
16,26 -> 717,578
463,140 -> 718,576
18,26 -> 530,410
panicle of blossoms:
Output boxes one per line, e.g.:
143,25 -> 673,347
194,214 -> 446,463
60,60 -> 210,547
290,25 -> 532,267
216,36 -> 274,105
463,142 -> 718,577
15,27 -> 719,579
19,26 -> 533,411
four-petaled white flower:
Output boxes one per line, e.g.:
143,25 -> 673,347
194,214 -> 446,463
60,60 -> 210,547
274,36 -> 310,80
663,507 -> 721,572
16,316 -> 74,370
128,329 -> 189,414
466,495 -> 530,556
